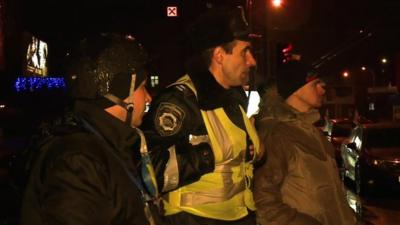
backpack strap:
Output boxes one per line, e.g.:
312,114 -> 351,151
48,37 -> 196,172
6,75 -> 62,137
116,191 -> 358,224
80,118 -> 159,225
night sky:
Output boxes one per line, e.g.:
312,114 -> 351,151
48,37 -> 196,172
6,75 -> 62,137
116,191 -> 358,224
15,0 -> 400,85
1,0 -> 399,154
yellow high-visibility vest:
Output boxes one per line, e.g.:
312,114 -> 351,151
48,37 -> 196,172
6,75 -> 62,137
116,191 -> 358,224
163,75 -> 260,220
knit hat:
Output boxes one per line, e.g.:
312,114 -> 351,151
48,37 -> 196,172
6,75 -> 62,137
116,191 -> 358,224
187,6 -> 251,53
276,61 -> 319,99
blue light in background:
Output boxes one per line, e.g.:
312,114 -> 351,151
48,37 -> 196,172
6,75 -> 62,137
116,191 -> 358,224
14,77 -> 67,92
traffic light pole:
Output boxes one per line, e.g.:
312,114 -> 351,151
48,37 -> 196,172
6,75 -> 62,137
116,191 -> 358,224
246,0 -> 272,86
267,39 -> 277,80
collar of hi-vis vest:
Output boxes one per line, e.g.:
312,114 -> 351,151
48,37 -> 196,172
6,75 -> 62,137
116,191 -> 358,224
188,69 -> 247,110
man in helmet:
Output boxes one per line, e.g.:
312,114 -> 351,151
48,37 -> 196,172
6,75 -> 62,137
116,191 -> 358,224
142,7 -> 260,225
20,33 -> 162,225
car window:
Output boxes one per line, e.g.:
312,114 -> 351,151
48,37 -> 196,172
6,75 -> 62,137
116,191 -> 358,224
365,128 -> 400,148
348,127 -> 362,150
323,122 -> 332,135
349,128 -> 357,141
331,123 -> 354,137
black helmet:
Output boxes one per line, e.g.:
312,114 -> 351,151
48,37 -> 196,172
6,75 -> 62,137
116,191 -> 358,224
66,33 -> 149,109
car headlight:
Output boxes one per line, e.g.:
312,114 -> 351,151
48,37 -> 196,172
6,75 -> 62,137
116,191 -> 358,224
366,158 -> 385,167
372,159 -> 385,166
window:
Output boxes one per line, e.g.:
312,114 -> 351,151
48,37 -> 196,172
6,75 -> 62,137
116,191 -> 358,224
150,75 -> 159,87
245,91 -> 260,117
331,123 -> 355,137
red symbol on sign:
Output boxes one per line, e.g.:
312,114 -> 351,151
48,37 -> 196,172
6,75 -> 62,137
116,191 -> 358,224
167,6 -> 178,17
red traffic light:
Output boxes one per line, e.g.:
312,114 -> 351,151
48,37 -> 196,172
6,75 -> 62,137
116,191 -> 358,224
282,43 -> 293,54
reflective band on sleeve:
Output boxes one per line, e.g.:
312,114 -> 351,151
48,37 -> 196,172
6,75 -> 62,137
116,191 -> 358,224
162,145 -> 179,192
188,134 -> 209,145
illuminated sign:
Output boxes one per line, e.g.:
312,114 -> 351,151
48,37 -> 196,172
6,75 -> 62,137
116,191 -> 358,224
166,6 -> 178,17
368,102 -> 375,111
25,36 -> 48,76
14,77 -> 66,92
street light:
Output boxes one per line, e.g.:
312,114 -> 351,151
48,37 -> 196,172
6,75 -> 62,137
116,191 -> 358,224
381,58 -> 388,64
271,0 -> 283,8
342,71 -> 349,78
361,66 -> 376,87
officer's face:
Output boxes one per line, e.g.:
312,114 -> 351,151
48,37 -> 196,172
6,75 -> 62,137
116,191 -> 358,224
130,80 -> 152,127
220,40 -> 256,87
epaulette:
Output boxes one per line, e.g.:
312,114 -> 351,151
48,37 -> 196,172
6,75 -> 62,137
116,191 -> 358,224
172,84 -> 195,97
173,84 -> 186,92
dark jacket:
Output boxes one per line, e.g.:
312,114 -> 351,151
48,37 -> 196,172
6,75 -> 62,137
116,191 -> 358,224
20,101 -> 162,225
254,93 -> 357,225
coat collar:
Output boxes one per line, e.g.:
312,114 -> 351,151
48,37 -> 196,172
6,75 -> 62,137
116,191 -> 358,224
257,91 -> 330,160
73,100 -> 140,155
258,91 -> 320,125
188,68 -> 247,110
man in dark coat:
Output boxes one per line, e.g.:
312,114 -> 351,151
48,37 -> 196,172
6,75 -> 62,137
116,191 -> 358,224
20,33 -> 163,225
254,61 -> 359,225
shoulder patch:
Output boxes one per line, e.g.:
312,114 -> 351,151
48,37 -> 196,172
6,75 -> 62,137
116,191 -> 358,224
154,102 -> 185,136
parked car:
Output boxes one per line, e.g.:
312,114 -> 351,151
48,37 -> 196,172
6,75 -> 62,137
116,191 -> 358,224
323,118 -> 356,164
341,122 -> 400,195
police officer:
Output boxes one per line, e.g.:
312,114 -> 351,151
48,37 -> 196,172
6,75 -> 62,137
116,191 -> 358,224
142,7 -> 260,225
20,33 -> 164,225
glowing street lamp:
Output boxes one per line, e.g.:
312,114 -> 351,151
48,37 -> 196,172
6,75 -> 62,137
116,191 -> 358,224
272,0 -> 283,8
361,66 -> 376,87
381,58 -> 388,64
342,71 -> 349,78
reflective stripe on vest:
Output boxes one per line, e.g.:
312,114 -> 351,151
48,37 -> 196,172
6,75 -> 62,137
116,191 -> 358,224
163,75 -> 260,220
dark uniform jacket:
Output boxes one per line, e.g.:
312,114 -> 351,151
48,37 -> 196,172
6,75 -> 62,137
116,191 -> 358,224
142,67 -> 250,192
20,100 -> 162,225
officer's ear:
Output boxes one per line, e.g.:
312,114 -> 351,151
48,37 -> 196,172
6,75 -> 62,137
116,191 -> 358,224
212,46 -> 224,65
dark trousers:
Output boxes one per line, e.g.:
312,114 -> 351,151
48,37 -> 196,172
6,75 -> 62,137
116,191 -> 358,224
165,211 -> 256,225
